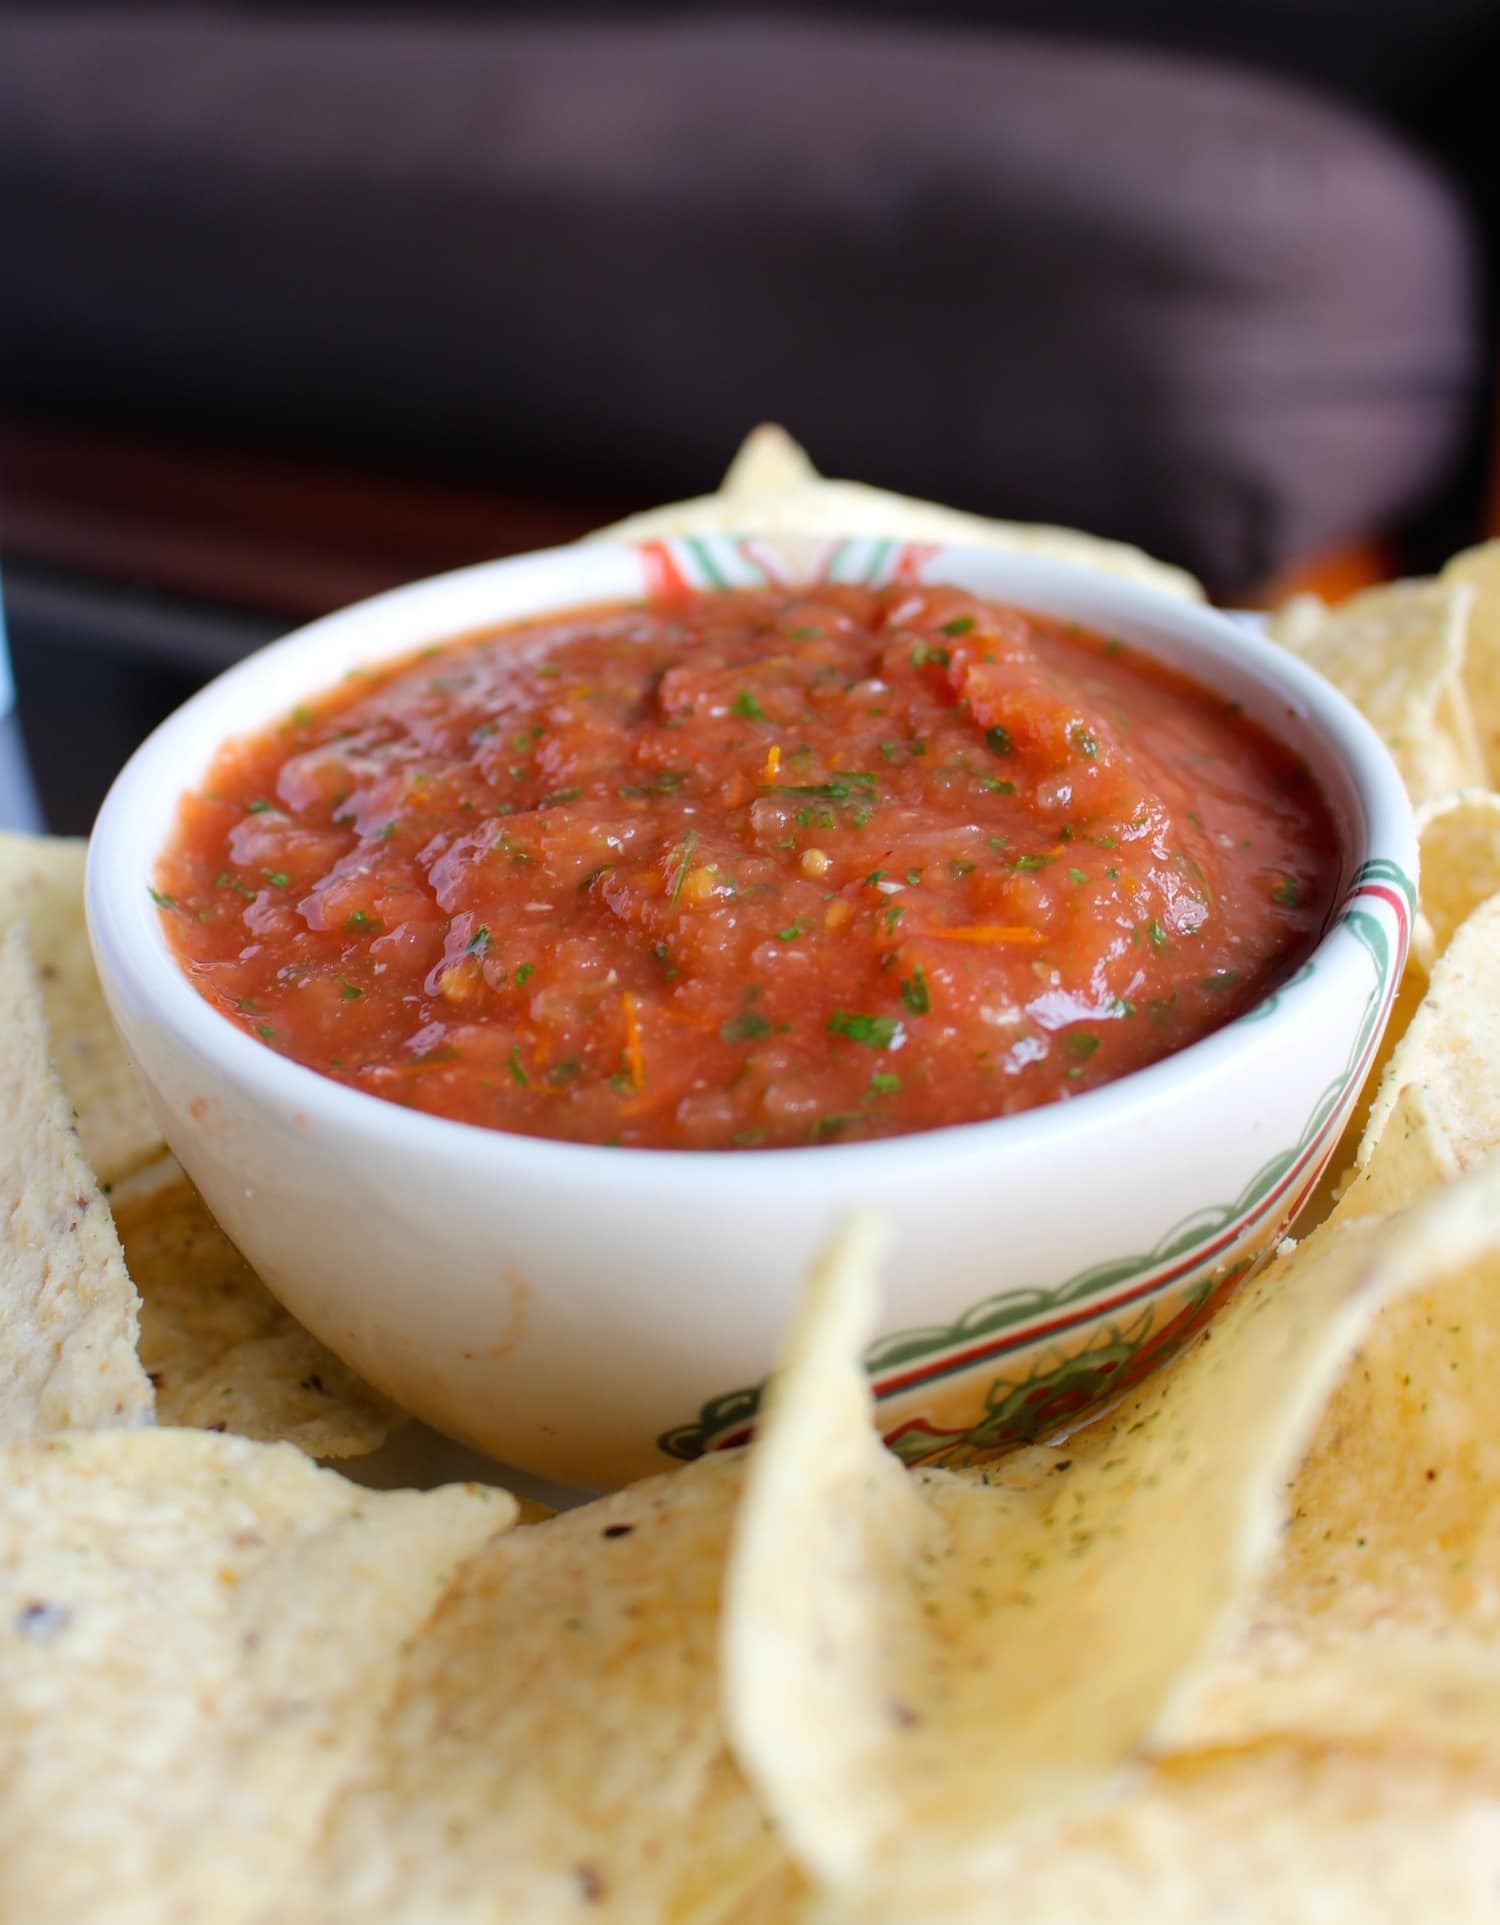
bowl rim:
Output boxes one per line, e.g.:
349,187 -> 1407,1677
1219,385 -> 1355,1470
86,536 -> 1417,1192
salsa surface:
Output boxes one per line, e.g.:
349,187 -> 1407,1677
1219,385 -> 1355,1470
157,585 -> 1339,1150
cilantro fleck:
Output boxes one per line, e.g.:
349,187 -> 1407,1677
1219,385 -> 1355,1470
776,921 -> 805,942
986,726 -> 1015,757
940,614 -> 976,637
905,868 -> 923,886
514,962 -> 536,986
291,705 -> 313,728
980,777 -> 1016,796
508,1046 -> 529,1087
884,904 -> 905,930
787,625 -> 822,640
377,820 -> 400,842
540,788 -> 583,809
864,869 -> 888,887
338,977 -> 362,1001
1070,725 -> 1099,759
255,1024 -> 275,1041
950,859 -> 976,878
1067,867 -> 1089,884
1013,854 -> 1053,872
344,910 -> 380,933
721,1007 -> 772,1045
731,690 -> 768,722
1272,877 -> 1302,909
909,643 -> 950,669
1147,920 -> 1168,948
262,870 -> 290,888
900,966 -> 931,1016
466,925 -> 490,955
667,829 -> 698,906
1066,1032 -> 1099,1061
246,799 -> 273,814
879,741 -> 902,763
810,1112 -> 869,1142
765,773 -> 878,802
147,888 -> 176,911
869,1071 -> 902,1094
827,1011 -> 904,1049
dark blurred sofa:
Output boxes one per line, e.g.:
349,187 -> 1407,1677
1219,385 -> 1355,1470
0,2 -> 1496,824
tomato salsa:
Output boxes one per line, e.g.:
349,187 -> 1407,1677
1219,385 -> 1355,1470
155,585 -> 1339,1150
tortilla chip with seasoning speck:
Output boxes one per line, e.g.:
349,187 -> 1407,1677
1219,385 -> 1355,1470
1412,787 -> 1500,968
0,832 -> 162,1186
1358,892 -> 1500,1182
721,1199 -> 1478,1903
0,924 -> 153,1439
110,1157 -> 403,1459
0,1428 -> 511,1925
1328,1082 -> 1459,1224
590,427 -> 1205,602
282,1453 -> 777,1925
1167,1154 -> 1500,1760
1267,579 -> 1483,804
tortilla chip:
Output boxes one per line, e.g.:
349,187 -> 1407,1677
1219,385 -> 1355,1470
1329,1082 -> 1459,1223
1444,538 -> 1500,779
1294,949 -> 1432,1233
0,1427 -> 511,1925
720,1202 -> 1436,1899
590,427 -> 1205,603
817,1738 -> 1500,1925
0,924 -> 153,1439
1358,893 -> 1500,1180
720,421 -> 820,498
110,1158 -> 402,1459
0,832 -> 162,1186
1267,579 -> 1483,804
723,1219 -> 931,1887
1413,788 -> 1500,967
288,1455 -> 777,1925
1169,1154 -> 1500,1759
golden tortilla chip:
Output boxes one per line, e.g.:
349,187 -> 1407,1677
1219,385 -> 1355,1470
0,924 -> 152,1439
591,427 -> 1205,602
110,1158 -> 402,1459
1413,788 -> 1500,968
1444,537 -> 1500,779
813,1738 -> 1500,1925
288,1455 -> 777,1925
1359,893 -> 1500,1180
1294,949 -> 1432,1233
0,832 -> 162,1186
1267,579 -> 1483,804
0,1427 -> 511,1925
1170,1155 -> 1500,1760
1329,1082 -> 1458,1223
721,1203 -> 1434,1900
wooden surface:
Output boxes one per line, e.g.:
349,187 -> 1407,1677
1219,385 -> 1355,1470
0,419 -> 632,620
1,415 -> 1469,622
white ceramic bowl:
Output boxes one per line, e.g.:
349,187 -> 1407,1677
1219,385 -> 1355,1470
88,536 -> 1416,1489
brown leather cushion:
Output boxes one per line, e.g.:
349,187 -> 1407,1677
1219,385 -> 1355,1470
0,14 -> 1482,589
